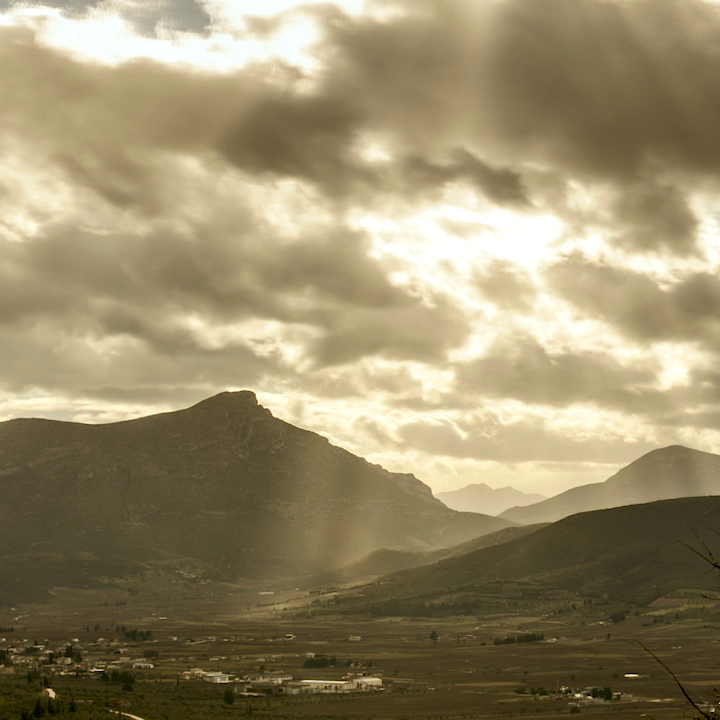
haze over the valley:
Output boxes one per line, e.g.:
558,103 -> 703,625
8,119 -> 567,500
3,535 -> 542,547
3,0 -> 720,497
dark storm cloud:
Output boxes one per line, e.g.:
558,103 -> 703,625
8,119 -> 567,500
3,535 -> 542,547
455,337 -> 663,412
0,21 -> 480,394
400,150 -> 528,205
0,216 -> 469,371
0,26 -> 252,211
217,93 -> 370,195
611,180 -> 698,255
308,296 -> 470,366
322,0 -> 720,250
0,320 -> 272,405
548,257 -> 720,343
8,0 -> 720,222
473,0 -> 720,177
397,415 -> 656,464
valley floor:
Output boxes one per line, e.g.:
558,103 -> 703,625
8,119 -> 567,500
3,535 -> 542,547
1,586 -> 718,719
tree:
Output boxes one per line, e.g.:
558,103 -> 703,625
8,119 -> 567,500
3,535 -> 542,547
430,630 -> 438,644
224,688 -> 235,705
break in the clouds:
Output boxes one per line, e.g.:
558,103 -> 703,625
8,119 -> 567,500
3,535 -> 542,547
3,0 -> 720,496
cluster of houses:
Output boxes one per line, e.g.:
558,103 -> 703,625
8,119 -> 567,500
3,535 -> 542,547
565,687 -> 634,708
236,674 -> 383,695
1,638 -> 85,675
178,667 -> 383,694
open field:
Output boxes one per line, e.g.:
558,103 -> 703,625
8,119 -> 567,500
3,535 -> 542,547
2,587 -> 720,719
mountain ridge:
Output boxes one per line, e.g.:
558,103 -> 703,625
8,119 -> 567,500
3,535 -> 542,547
337,495 -> 720,614
499,444 -> 720,524
0,390 -> 512,605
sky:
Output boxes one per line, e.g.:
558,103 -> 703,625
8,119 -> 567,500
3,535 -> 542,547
3,0 -> 720,496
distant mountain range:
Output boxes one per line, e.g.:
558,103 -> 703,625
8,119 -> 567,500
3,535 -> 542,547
436,483 -> 546,516
499,445 -> 720,524
0,391 -> 512,605
338,495 -> 720,614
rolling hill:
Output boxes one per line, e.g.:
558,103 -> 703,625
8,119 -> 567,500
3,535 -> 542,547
0,390 -> 513,605
436,483 -> 546,516
305,523 -> 547,587
500,445 -> 720,524
341,495 -> 720,614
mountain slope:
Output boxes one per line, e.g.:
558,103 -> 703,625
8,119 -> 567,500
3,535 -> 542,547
342,496 -> 720,613
500,445 -> 720,524
306,523 -> 547,586
436,483 -> 546,516
0,391 -> 513,603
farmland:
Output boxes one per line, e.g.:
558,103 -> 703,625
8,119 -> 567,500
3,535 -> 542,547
1,584 -> 719,719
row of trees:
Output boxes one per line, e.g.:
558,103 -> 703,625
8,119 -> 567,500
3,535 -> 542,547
121,627 -> 152,641
494,633 -> 545,645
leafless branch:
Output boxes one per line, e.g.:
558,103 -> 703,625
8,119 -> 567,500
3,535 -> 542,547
680,529 -> 720,574
635,640 -> 712,720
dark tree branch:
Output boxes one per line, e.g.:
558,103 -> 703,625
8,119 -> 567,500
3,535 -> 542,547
635,640 -> 712,720
680,529 -> 720,574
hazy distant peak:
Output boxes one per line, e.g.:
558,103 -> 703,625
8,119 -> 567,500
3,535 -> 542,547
436,483 -> 546,516
499,444 -> 720,525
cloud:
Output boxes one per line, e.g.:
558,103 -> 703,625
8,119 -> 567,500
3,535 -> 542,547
308,295 -> 470,366
400,150 -> 528,206
3,0 -> 720,490
397,415 -> 656,464
455,336 -> 662,412
217,92 -> 369,195
611,180 -> 698,255
474,261 -> 536,311
0,209 -> 469,376
0,0 -> 212,34
548,256 -> 720,344
320,0 -> 720,252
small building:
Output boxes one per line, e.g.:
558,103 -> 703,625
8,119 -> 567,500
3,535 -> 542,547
203,672 -> 234,684
354,677 -> 383,690
300,679 -> 356,693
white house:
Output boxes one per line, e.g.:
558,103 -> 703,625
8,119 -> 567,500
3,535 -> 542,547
354,677 -> 383,689
300,679 -> 356,693
203,672 -> 234,684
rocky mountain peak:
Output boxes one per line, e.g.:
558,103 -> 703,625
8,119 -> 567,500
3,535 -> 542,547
189,390 -> 261,411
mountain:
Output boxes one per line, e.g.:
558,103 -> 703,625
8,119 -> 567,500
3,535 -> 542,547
436,483 -> 546,516
339,496 -> 720,614
0,391 -> 513,605
499,445 -> 720,524
305,523 -> 548,587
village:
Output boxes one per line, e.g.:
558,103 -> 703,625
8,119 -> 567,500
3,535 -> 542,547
0,628 -> 661,711
0,630 -> 386,698
1,603 -> 715,720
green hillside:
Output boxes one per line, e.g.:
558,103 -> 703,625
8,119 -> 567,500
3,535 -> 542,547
337,496 -> 720,615
305,523 -> 547,586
